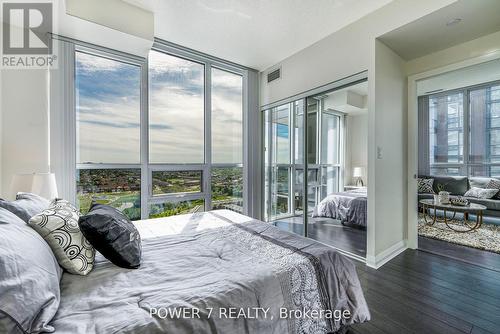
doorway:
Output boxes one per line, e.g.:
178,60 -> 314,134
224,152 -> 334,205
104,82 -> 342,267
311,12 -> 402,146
263,79 -> 368,258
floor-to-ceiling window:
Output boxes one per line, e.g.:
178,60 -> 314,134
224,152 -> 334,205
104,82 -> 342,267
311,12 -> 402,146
419,82 -> 500,177
75,43 -> 246,220
75,50 -> 143,220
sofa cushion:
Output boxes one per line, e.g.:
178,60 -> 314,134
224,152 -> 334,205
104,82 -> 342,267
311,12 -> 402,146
417,178 -> 435,194
466,197 -> 500,211
469,177 -> 496,189
429,176 -> 468,195
464,187 -> 498,199
485,179 -> 500,200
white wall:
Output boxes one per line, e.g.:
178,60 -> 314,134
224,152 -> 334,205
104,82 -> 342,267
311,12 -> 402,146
366,40 -> 407,266
345,113 -> 368,186
259,0 -> 451,267
1,69 -> 50,199
260,0 -> 456,106
0,2 -> 153,199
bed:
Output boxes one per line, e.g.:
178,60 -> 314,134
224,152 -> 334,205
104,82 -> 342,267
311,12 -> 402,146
48,209 -> 369,334
312,188 -> 367,228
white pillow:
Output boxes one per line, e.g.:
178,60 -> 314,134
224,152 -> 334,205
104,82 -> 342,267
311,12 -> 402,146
464,187 -> 499,199
28,199 -> 95,275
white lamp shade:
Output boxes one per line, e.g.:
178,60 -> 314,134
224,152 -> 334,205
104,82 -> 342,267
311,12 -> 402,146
31,173 -> 59,200
10,174 -> 35,195
10,173 -> 58,200
353,167 -> 364,178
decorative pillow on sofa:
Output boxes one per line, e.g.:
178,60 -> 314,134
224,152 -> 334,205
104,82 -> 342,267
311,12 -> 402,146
79,203 -> 141,269
417,178 -> 435,194
486,179 -> 500,199
464,187 -> 499,199
29,199 -> 95,275
0,192 -> 50,223
0,208 -> 62,334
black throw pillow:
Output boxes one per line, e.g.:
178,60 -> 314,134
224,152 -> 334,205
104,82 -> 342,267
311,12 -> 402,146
78,203 -> 141,269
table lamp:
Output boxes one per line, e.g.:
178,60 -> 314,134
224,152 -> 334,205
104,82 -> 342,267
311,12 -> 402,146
10,173 -> 58,200
353,167 -> 364,187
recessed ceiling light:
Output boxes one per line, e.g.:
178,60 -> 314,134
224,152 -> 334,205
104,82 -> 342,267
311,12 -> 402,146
446,18 -> 462,26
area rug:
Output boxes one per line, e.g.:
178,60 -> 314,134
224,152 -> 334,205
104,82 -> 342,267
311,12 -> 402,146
418,214 -> 500,254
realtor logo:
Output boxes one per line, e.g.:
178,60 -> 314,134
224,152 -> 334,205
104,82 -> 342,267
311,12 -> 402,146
2,2 -> 52,54
1,1 -> 57,68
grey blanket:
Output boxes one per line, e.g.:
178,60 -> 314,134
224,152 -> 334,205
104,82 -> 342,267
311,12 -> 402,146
51,210 -> 369,333
312,189 -> 367,227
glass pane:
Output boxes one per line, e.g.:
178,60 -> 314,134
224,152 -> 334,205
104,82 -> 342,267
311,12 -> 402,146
76,52 -> 141,164
77,169 -> 141,220
429,93 -> 464,164
211,68 -> 243,163
430,167 -> 461,176
271,166 -> 290,217
149,50 -> 204,163
264,109 -> 270,221
320,166 -> 339,199
152,171 -> 202,195
307,101 -> 318,164
272,104 -> 290,164
470,85 -> 500,166
321,112 -> 340,164
294,100 -> 305,164
149,199 -> 204,218
211,167 -> 243,213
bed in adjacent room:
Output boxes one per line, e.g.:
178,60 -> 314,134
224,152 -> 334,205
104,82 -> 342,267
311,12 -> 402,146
312,188 -> 367,228
1,207 -> 370,334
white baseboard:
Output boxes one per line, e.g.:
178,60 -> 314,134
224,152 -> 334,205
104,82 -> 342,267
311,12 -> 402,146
366,240 -> 407,269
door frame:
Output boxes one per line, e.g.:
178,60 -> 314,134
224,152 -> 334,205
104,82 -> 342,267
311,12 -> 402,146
407,50 -> 500,249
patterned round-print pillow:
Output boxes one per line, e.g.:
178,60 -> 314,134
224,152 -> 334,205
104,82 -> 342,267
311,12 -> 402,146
29,199 -> 95,275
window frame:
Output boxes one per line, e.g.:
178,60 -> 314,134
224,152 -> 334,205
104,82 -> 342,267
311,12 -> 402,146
423,79 -> 500,177
72,40 -> 249,220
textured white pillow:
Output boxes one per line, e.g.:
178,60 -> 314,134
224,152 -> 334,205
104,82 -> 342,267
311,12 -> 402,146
464,187 -> 499,199
28,199 -> 95,275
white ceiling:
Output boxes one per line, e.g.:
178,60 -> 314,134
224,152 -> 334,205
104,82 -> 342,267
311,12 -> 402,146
124,0 -> 393,70
379,0 -> 500,61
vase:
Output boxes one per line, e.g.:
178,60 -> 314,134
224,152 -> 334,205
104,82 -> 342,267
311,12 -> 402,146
433,194 -> 440,204
438,191 -> 450,204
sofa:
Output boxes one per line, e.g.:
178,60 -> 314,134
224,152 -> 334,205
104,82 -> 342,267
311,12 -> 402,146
418,175 -> 500,218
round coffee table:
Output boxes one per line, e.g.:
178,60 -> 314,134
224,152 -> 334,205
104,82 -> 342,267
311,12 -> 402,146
419,199 -> 486,233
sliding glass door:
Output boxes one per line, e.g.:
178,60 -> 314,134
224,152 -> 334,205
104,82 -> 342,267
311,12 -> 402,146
263,97 -> 342,235
264,100 -> 305,234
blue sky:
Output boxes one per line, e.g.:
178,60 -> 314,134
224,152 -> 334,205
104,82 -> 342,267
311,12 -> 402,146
76,51 -> 243,164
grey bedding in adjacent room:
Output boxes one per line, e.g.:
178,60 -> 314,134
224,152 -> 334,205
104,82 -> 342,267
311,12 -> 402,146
50,210 -> 369,334
312,189 -> 367,227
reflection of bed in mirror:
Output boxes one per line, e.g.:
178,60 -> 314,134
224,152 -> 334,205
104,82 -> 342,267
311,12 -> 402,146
312,188 -> 367,228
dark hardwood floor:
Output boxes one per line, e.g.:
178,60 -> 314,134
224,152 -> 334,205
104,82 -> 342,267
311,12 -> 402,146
419,236 -> 500,272
274,216 -> 366,257
348,249 -> 500,334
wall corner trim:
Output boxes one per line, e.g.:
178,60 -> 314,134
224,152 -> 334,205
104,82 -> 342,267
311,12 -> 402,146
366,240 -> 407,269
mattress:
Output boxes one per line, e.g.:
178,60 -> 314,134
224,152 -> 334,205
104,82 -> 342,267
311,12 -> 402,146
312,189 -> 367,227
50,210 -> 370,333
